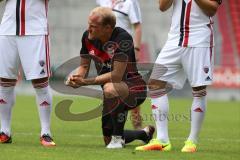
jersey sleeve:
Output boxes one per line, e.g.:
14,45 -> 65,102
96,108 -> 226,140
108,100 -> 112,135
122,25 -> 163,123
128,0 -> 142,24
113,32 -> 135,62
80,31 -> 91,59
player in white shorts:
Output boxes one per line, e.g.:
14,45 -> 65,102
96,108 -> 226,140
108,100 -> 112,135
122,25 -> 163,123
0,0 -> 55,146
96,0 -> 143,129
136,0 -> 222,152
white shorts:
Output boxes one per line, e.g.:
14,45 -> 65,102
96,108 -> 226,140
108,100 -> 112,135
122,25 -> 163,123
150,46 -> 213,89
0,35 -> 51,80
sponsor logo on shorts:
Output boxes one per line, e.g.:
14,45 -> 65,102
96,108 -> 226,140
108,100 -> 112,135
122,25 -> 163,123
39,60 -> 45,67
203,67 -> 209,74
205,76 -> 212,81
40,69 -> 45,75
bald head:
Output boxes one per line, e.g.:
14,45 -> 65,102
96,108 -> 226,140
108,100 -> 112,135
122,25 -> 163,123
89,7 -> 116,29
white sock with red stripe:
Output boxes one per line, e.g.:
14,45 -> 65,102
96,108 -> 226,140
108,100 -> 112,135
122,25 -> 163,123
188,89 -> 207,143
150,89 -> 170,143
0,86 -> 16,136
34,85 -> 52,136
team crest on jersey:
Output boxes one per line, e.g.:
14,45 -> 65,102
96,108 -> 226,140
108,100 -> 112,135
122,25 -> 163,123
117,3 -> 124,9
103,41 -> 118,56
39,60 -> 45,67
114,0 -> 125,9
203,67 -> 209,74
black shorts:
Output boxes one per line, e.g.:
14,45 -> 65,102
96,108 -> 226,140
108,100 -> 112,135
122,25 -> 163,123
120,78 -> 147,110
102,78 -> 147,112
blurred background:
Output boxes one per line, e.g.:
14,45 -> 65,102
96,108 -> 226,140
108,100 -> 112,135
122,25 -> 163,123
0,0 -> 239,101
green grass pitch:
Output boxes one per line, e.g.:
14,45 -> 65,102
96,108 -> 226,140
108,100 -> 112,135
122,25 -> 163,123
0,95 -> 239,160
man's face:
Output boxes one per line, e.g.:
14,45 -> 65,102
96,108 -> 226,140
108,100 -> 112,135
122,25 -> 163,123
88,15 -> 105,40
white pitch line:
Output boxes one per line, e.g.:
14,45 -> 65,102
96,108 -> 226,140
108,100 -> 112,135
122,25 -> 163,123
13,132 -> 240,143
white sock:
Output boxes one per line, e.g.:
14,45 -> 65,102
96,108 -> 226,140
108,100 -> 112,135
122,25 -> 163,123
0,86 -> 16,136
151,94 -> 169,143
34,86 -> 52,136
188,96 -> 206,143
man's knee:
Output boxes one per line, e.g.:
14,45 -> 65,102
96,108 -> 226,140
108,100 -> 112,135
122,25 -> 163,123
0,78 -> 17,87
148,79 -> 166,90
192,86 -> 207,97
31,77 -> 49,89
103,83 -> 117,98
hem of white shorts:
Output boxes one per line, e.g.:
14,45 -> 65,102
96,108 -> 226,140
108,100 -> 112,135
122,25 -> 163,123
191,82 -> 213,88
0,74 -> 18,80
25,75 -> 49,81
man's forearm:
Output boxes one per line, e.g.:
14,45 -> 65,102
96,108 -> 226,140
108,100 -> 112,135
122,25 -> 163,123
76,57 -> 91,78
159,0 -> 173,12
84,72 -> 112,85
133,23 -> 142,51
84,70 -> 124,85
195,0 -> 220,17
76,65 -> 89,78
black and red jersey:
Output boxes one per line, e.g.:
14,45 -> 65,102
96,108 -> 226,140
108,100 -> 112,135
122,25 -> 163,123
80,27 -> 142,81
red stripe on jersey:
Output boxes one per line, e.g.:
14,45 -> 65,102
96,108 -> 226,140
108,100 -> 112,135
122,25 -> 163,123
20,0 -> 26,35
210,47 -> 213,62
183,0 -> 192,47
207,18 -> 214,61
85,39 -> 111,62
208,19 -> 214,48
45,0 -> 48,17
45,0 -> 49,35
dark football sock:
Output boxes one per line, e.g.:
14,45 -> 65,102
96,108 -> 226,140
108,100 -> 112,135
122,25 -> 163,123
110,100 -> 127,136
123,130 -> 148,144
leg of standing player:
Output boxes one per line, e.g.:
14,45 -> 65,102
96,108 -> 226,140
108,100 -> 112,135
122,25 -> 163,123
181,47 -> 213,152
0,36 -> 19,143
0,78 -> 17,143
135,46 -> 186,151
18,35 -> 55,147
135,79 -> 172,151
32,77 -> 55,147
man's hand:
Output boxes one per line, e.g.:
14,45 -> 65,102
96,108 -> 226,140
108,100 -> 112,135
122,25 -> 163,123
65,74 -> 86,88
